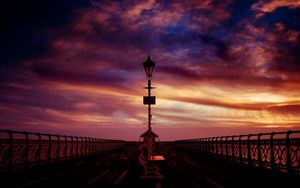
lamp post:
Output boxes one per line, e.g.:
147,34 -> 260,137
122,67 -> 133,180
140,56 -> 158,160
143,56 -> 155,130
139,56 -> 164,181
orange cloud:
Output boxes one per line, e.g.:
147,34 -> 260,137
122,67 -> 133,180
252,0 -> 300,13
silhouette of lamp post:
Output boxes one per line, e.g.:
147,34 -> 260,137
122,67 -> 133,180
140,56 -> 158,160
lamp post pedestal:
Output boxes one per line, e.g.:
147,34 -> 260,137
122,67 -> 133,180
140,129 -> 158,159
145,135 -> 154,160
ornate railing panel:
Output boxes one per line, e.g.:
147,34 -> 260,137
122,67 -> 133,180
174,130 -> 300,175
0,130 -> 125,172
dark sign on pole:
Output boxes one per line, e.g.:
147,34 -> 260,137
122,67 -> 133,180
143,96 -> 156,105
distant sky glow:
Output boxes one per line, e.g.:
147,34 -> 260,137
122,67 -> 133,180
0,0 -> 300,140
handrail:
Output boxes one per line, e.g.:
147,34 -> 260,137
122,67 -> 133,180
0,130 -> 126,172
174,130 -> 300,175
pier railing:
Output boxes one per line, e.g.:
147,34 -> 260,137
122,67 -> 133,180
0,130 -> 125,172
174,130 -> 300,175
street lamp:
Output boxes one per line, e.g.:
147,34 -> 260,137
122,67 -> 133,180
139,56 -> 164,181
143,56 -> 156,130
140,55 -> 158,159
143,56 -> 155,81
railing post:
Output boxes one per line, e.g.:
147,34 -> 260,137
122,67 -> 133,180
70,136 -> 74,158
257,133 -> 262,168
211,137 -> 214,154
202,138 -> 205,153
105,140 -> 108,152
215,137 -> 218,156
94,138 -> 97,154
232,136 -> 235,161
47,134 -> 51,164
93,138 -> 96,154
88,137 -> 92,155
96,138 -> 100,153
206,137 -> 210,154
80,137 -> 84,156
213,137 -> 217,154
239,135 -> 242,164
207,138 -> 210,153
85,137 -> 88,154
192,139 -> 195,152
91,137 -> 95,155
76,136 -> 79,159
210,137 -> 213,154
84,137 -> 88,155
7,130 -> 13,172
220,136 -> 223,157
99,138 -> 102,153
202,139 -> 204,152
286,131 -> 292,174
100,139 -> 103,153
37,133 -> 41,166
270,132 -> 276,170
225,136 -> 229,160
56,135 -> 60,162
24,131 -> 29,169
247,134 -> 252,166
64,136 -> 67,160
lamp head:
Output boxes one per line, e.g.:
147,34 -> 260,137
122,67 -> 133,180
143,56 -> 155,80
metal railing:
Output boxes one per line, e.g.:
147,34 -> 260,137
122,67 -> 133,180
0,130 -> 125,172
174,130 -> 300,175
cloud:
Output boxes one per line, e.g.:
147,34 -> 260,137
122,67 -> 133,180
267,104 -> 300,115
252,0 -> 300,14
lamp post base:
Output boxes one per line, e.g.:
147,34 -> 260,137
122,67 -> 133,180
138,144 -> 164,180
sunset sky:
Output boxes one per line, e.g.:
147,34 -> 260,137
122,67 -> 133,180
1,0 -> 300,140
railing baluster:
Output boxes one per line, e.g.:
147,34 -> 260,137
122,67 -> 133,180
91,137 -> 94,155
210,137 -> 213,154
286,131 -> 292,174
220,136 -> 223,157
64,136 -> 67,160
92,138 -> 95,155
197,139 -> 200,152
84,137 -> 88,155
76,136 -> 79,159
206,138 -> 209,153
207,138 -> 210,154
80,137 -> 83,156
7,130 -> 13,172
96,138 -> 100,153
270,132 -> 275,170
37,133 -> 41,166
56,135 -> 60,162
247,134 -> 252,166
225,136 -> 229,160
23,131 -> 29,169
47,134 -> 51,164
258,133 -> 262,168
70,136 -> 74,158
232,136 -> 235,161
215,137 -> 218,156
